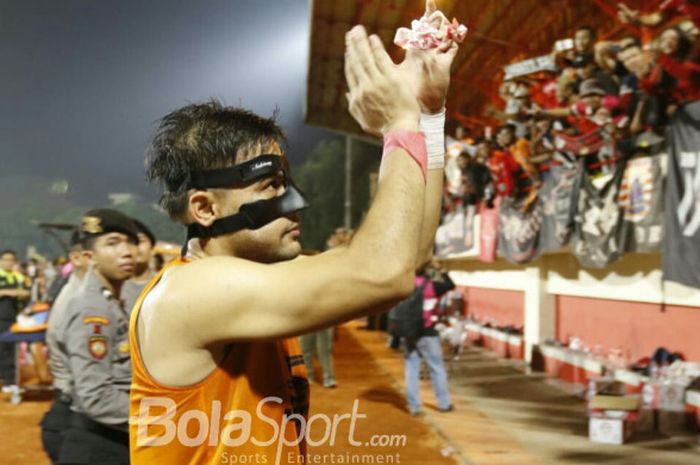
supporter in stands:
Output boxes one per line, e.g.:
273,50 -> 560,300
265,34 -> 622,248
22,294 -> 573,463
487,125 -> 521,199
553,25 -> 598,69
504,80 -> 535,138
530,118 -> 552,152
575,25 -> 597,55
457,145 -> 492,207
554,73 -> 578,108
653,25 -> 700,105
619,1 -> 700,29
572,52 -> 619,95
613,42 -> 670,138
575,79 -> 620,130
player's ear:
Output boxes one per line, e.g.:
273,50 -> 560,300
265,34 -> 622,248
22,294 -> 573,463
188,190 -> 220,227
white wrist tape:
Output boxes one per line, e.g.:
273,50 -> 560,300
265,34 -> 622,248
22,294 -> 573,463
419,109 -> 446,170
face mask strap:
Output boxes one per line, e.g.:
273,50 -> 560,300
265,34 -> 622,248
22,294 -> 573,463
186,182 -> 309,239
184,153 -> 310,243
188,155 -> 282,189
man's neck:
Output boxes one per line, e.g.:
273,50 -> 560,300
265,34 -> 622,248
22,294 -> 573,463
201,238 -> 233,258
188,237 -> 232,260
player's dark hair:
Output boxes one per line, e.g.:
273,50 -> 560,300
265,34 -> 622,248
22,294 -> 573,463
146,99 -> 286,221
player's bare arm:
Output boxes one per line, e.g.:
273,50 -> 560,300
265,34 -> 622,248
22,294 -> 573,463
137,2 -> 465,387
137,25 -> 431,385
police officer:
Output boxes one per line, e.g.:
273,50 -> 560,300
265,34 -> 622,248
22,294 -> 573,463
56,209 -> 139,465
0,249 -> 30,393
41,232 -> 90,463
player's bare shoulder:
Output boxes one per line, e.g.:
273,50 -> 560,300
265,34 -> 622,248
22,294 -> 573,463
141,256 -> 255,320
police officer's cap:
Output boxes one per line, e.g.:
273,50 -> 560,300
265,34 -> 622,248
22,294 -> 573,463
132,219 -> 156,246
79,209 -> 139,245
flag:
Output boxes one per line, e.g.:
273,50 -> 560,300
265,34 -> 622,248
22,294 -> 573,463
539,154 -> 583,251
662,101 -> 700,288
498,197 -> 543,264
618,153 -> 665,252
571,161 -> 625,268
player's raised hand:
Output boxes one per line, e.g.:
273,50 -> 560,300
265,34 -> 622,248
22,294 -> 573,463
344,26 -> 420,136
398,0 -> 461,114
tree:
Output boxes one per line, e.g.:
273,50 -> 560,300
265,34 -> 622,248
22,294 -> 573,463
293,138 -> 380,250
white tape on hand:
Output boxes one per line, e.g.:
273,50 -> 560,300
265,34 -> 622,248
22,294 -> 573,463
419,110 -> 446,170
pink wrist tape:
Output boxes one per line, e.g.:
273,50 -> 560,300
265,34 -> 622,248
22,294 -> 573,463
382,130 -> 428,181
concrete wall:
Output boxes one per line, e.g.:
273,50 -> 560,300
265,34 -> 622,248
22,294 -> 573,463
461,287 -> 524,327
445,251 -> 700,363
556,295 -> 700,362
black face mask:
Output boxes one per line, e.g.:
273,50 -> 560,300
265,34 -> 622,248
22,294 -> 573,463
184,154 -> 309,240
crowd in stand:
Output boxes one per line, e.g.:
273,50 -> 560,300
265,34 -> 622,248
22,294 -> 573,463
445,1 -> 699,214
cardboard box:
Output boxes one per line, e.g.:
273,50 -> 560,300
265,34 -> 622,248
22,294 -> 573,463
590,394 -> 640,411
589,417 -> 632,445
658,383 -> 686,412
587,378 -> 622,402
643,382 -> 688,412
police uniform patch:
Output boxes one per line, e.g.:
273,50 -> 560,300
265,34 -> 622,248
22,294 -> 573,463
88,336 -> 108,360
84,316 -> 110,326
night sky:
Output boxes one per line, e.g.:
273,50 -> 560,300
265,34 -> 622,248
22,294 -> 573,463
0,0 -> 335,203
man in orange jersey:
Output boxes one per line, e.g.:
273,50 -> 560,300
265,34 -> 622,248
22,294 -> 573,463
129,2 -> 460,464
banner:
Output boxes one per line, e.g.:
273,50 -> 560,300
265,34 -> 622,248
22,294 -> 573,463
435,204 -> 476,258
539,153 -> 583,251
618,153 -> 665,252
479,199 -> 500,263
503,54 -> 557,80
554,130 -> 608,157
663,101 -> 700,289
498,197 -> 543,264
571,161 -> 626,268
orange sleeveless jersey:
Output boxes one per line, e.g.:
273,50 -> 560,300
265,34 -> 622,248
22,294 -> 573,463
129,258 -> 309,465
